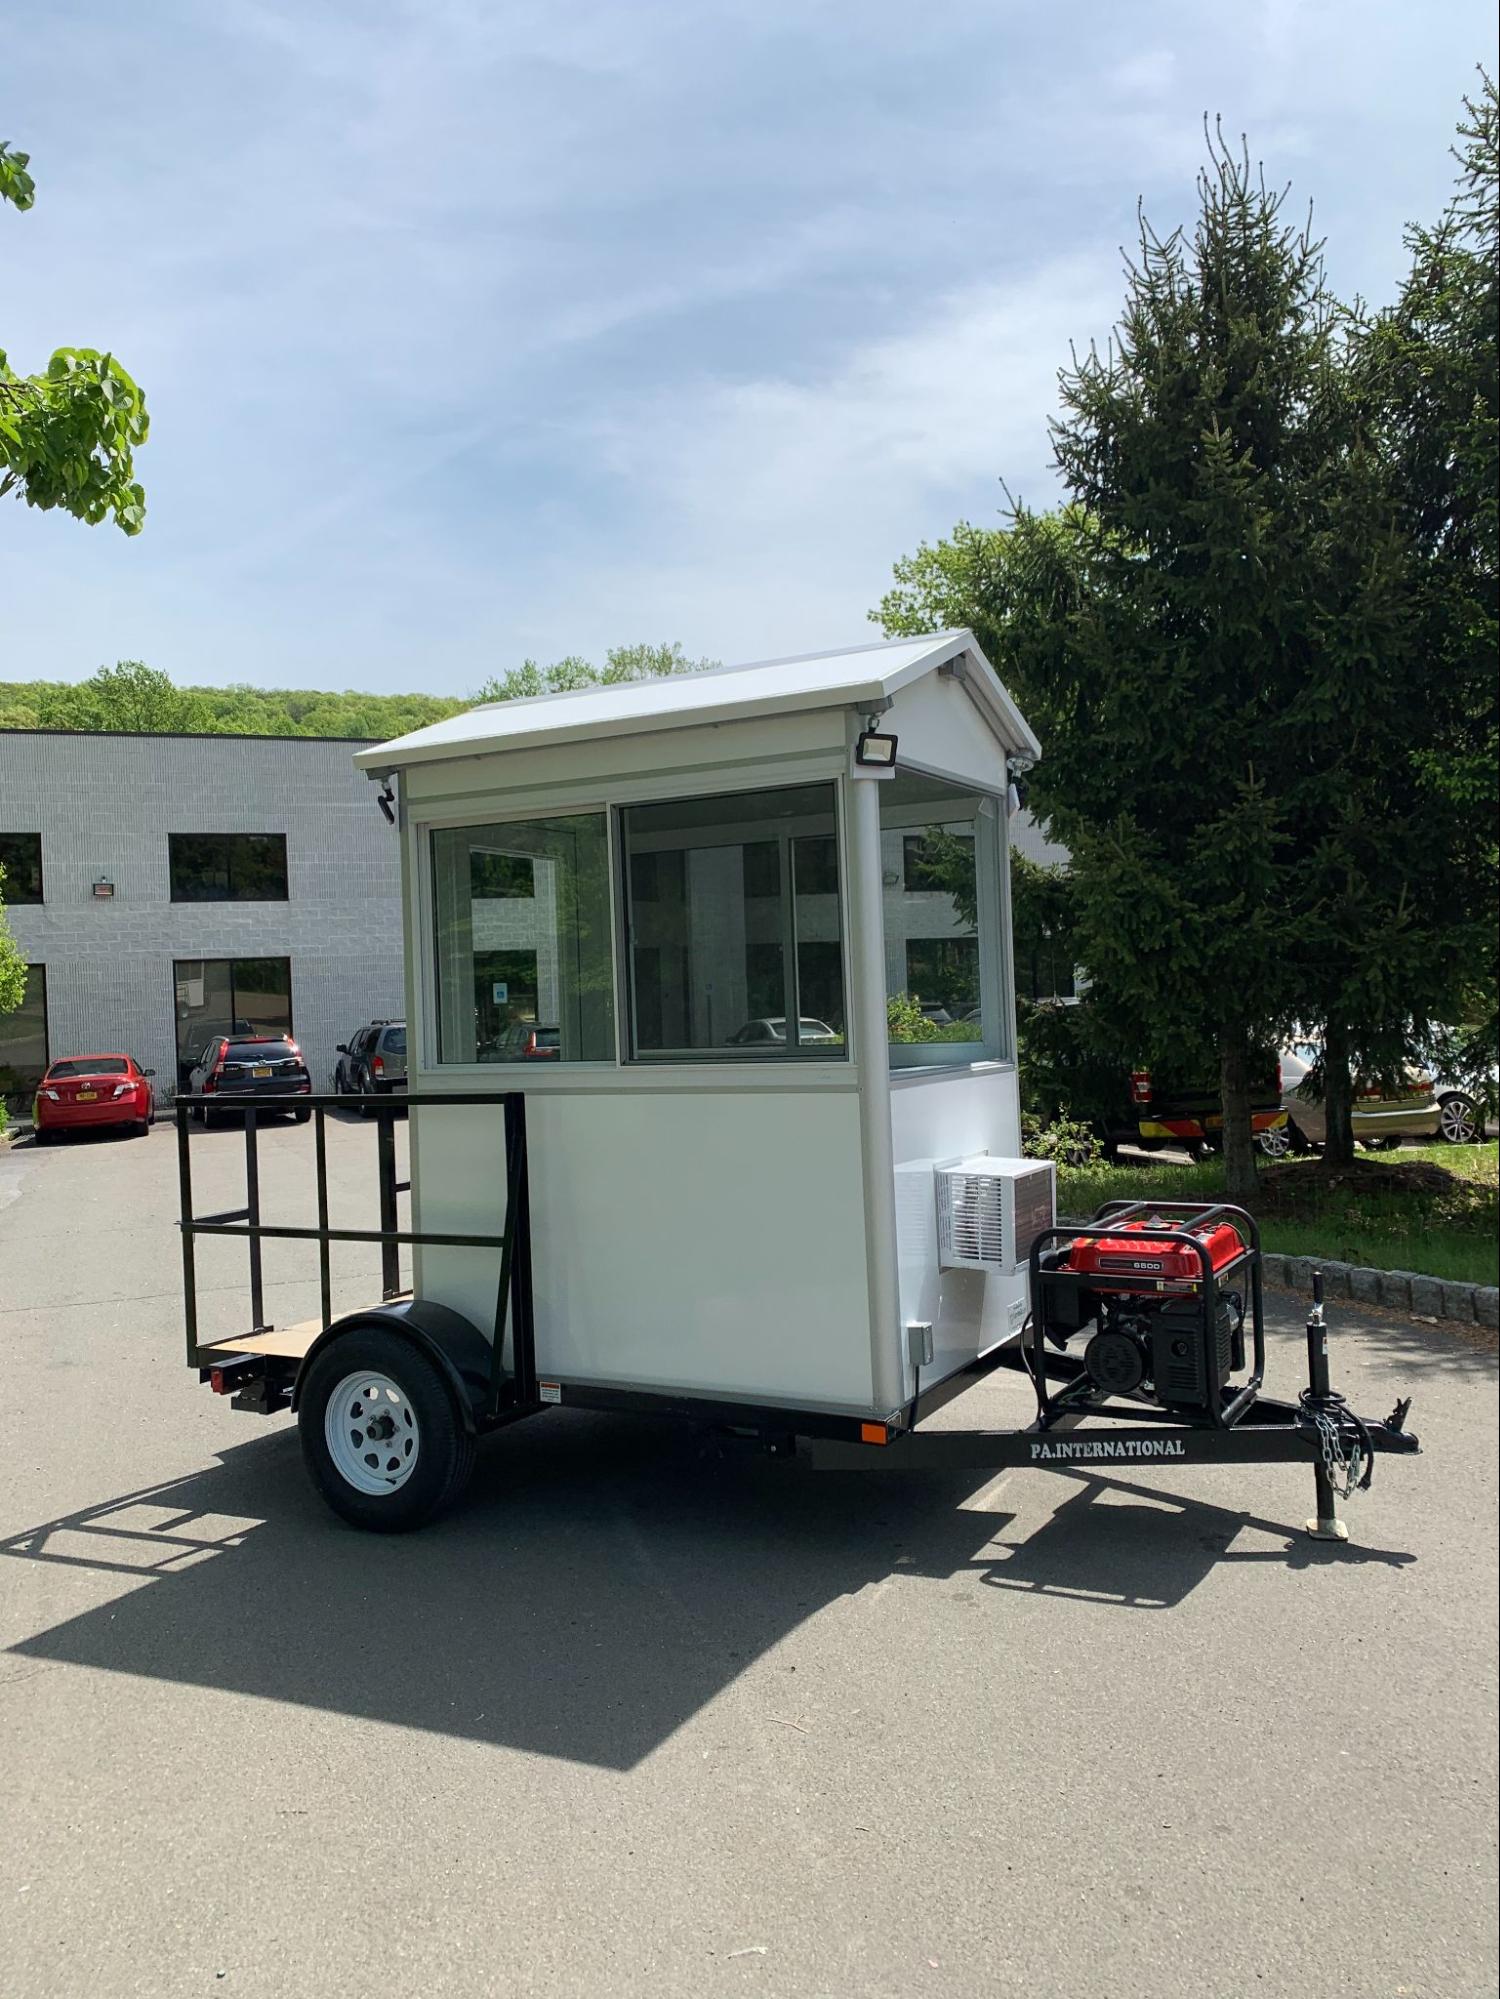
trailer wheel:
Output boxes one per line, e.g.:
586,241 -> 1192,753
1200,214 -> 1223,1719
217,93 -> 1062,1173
299,1330 -> 475,1532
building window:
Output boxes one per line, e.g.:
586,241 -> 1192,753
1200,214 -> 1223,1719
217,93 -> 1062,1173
882,770 -> 1005,1068
169,833 -> 289,902
0,964 -> 48,1104
0,833 -> 43,905
174,957 -> 293,1081
902,829 -> 973,893
623,782 -> 846,1060
431,814 -> 614,1064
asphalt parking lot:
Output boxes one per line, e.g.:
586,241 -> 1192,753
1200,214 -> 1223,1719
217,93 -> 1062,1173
1,1116 -> 1496,1999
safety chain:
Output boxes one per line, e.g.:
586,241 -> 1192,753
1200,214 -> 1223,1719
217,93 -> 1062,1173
1298,1390 -> 1374,1499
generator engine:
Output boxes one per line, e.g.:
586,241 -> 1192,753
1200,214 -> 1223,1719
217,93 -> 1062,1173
1038,1215 -> 1248,1412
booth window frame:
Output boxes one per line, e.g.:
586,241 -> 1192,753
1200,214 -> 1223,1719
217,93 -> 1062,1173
427,805 -> 619,1068
410,755 -> 1015,1078
616,777 -> 850,1065
877,769 -> 1010,1071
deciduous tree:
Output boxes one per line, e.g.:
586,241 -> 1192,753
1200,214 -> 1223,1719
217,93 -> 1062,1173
1,140 -> 149,533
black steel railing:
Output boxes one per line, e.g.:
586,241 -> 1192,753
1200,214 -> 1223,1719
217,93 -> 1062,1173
175,1092 -> 533,1412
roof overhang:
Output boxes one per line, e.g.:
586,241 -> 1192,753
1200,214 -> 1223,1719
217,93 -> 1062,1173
354,629 -> 1041,779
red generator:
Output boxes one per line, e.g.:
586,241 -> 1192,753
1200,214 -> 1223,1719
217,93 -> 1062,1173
1034,1203 -> 1260,1420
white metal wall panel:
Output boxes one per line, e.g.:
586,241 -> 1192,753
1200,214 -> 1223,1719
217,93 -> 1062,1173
880,669 -> 1011,797
410,1087 -> 876,1413
889,1065 -> 1028,1394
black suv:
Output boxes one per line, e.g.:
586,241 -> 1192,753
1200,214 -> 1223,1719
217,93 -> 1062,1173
187,1035 -> 312,1123
335,1020 -> 407,1110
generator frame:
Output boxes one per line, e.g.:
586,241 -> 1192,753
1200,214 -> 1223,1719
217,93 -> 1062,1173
1026,1200 -> 1267,1432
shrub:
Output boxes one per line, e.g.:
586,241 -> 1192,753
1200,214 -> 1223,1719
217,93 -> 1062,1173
1021,1108 -> 1103,1166
887,992 -> 938,1043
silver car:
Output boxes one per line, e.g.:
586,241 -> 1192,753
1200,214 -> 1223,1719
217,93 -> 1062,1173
727,1017 -> 840,1047
1259,1044 -> 1441,1155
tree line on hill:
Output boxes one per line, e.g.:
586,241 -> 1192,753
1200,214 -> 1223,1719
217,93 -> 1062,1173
0,643 -> 718,741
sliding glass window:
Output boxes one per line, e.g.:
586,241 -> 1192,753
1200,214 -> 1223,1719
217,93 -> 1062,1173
622,783 -> 846,1060
431,814 -> 614,1063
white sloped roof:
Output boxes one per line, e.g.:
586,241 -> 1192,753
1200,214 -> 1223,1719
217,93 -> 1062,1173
354,629 -> 1041,774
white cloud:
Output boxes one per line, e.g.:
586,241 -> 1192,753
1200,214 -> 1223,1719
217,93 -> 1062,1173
492,255 -> 1121,664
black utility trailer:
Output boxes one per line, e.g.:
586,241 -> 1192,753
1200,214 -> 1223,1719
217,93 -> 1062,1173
178,1098 -> 1419,1538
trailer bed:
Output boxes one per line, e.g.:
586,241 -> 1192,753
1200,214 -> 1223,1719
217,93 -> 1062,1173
202,1297 -> 413,1364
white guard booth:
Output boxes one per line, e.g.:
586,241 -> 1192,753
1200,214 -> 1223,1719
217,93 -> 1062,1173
355,630 -> 1052,1426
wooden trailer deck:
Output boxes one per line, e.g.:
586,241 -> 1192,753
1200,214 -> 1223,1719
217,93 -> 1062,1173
201,1298 -> 412,1364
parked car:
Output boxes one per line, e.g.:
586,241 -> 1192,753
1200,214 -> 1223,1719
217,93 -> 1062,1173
1114,1058 -> 1286,1159
33,1053 -> 155,1142
187,1034 -> 311,1123
335,1020 -> 408,1107
1258,1043 -> 1442,1155
1019,999 -> 1285,1160
727,1017 -> 840,1047
485,1022 -> 560,1061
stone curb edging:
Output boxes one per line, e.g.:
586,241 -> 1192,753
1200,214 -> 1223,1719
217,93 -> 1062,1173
1257,1253 -> 1498,1330
1054,1217 -> 1497,1330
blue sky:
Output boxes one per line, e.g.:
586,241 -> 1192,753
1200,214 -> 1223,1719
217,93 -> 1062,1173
4,1 -> 1496,697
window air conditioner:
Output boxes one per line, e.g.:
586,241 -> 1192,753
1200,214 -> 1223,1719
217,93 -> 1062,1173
936,1157 -> 1056,1275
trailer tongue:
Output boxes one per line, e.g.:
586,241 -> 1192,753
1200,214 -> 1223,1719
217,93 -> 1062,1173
804,1202 -> 1418,1543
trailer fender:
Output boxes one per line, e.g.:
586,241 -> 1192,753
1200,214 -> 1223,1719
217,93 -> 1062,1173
292,1298 -> 495,1432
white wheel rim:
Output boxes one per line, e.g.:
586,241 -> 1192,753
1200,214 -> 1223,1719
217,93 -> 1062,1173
324,1371 -> 421,1495
1259,1128 -> 1291,1157
1440,1099 -> 1474,1142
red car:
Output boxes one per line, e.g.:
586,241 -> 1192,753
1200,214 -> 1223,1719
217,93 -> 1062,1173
34,1053 -> 156,1142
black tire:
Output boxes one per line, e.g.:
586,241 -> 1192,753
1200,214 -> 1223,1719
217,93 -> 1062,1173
131,1118 -> 151,1138
292,1106 -> 312,1123
1436,1093 -> 1484,1144
298,1328 -> 475,1532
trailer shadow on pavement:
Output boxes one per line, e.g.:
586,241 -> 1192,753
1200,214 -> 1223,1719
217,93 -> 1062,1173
0,1407 -> 1417,1770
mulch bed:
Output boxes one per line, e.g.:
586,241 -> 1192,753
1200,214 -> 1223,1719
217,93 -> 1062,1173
1256,1158 -> 1461,1211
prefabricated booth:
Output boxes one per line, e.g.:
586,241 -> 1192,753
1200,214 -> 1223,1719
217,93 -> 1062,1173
354,631 -> 1051,1426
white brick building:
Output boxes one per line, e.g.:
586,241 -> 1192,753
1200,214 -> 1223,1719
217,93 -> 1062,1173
0,730 -> 404,1103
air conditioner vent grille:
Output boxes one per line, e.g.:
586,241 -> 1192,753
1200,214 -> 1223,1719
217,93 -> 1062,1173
945,1174 -> 1005,1266
935,1157 -> 1055,1274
